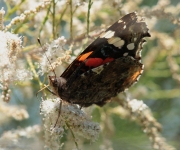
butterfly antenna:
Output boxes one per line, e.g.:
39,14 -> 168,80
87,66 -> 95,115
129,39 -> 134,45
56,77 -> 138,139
38,38 -> 62,128
36,84 -> 50,97
53,100 -> 62,128
37,38 -> 56,78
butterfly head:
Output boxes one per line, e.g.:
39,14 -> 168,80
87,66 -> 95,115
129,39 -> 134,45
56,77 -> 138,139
48,76 -> 67,96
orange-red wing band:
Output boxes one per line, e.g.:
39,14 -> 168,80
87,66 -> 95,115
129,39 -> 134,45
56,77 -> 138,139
102,57 -> 114,64
85,57 -> 114,67
78,50 -> 114,67
78,51 -> 93,61
85,58 -> 103,67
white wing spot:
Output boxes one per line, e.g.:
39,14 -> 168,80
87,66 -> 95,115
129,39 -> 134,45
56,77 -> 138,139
100,30 -> 115,39
108,37 -> 121,44
127,43 -> 135,50
100,32 -> 106,38
81,73 -> 85,77
140,69 -> 144,74
108,37 -> 125,48
130,56 -> 135,60
142,65 -> 144,70
142,42 -> 145,47
123,52 -> 128,56
140,65 -> 144,74
92,65 -> 104,74
113,40 -> 125,48
136,74 -> 141,81
118,20 -> 123,23
123,25 -> 126,29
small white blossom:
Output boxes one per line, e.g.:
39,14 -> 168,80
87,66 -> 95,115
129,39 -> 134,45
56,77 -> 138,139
0,125 -> 41,149
0,7 -> 5,30
38,36 -> 71,75
41,98 -> 100,149
0,100 -> 29,120
128,99 -> 148,112
0,31 -> 32,102
0,31 -> 32,82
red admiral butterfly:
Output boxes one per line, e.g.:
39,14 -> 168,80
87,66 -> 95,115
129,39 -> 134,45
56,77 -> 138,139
49,12 -> 150,107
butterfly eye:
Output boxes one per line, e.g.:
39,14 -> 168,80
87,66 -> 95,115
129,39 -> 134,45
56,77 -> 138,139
54,79 -> 58,86
49,76 -> 58,87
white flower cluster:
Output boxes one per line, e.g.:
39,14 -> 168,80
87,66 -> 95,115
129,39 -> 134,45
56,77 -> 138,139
0,100 -> 29,121
0,125 -> 41,149
0,8 -> 5,30
40,98 -> 100,149
38,36 -> 71,75
0,31 -> 32,102
128,99 -> 148,112
5,1 -> 51,31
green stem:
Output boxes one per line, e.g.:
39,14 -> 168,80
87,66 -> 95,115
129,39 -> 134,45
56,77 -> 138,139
39,4 -> 51,38
87,0 -> 93,36
66,122 -> 79,149
5,0 -> 26,20
52,0 -> 56,39
26,54 -> 42,88
70,0 -> 73,40
56,2 -> 68,31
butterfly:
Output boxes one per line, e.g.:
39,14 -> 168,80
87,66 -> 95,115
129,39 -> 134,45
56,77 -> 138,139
48,12 -> 151,107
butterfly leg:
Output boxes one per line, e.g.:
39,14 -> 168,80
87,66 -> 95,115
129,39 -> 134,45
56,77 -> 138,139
54,100 -> 62,128
46,87 -> 57,95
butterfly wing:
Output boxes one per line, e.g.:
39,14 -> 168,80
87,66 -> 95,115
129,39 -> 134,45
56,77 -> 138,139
61,12 -> 150,81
